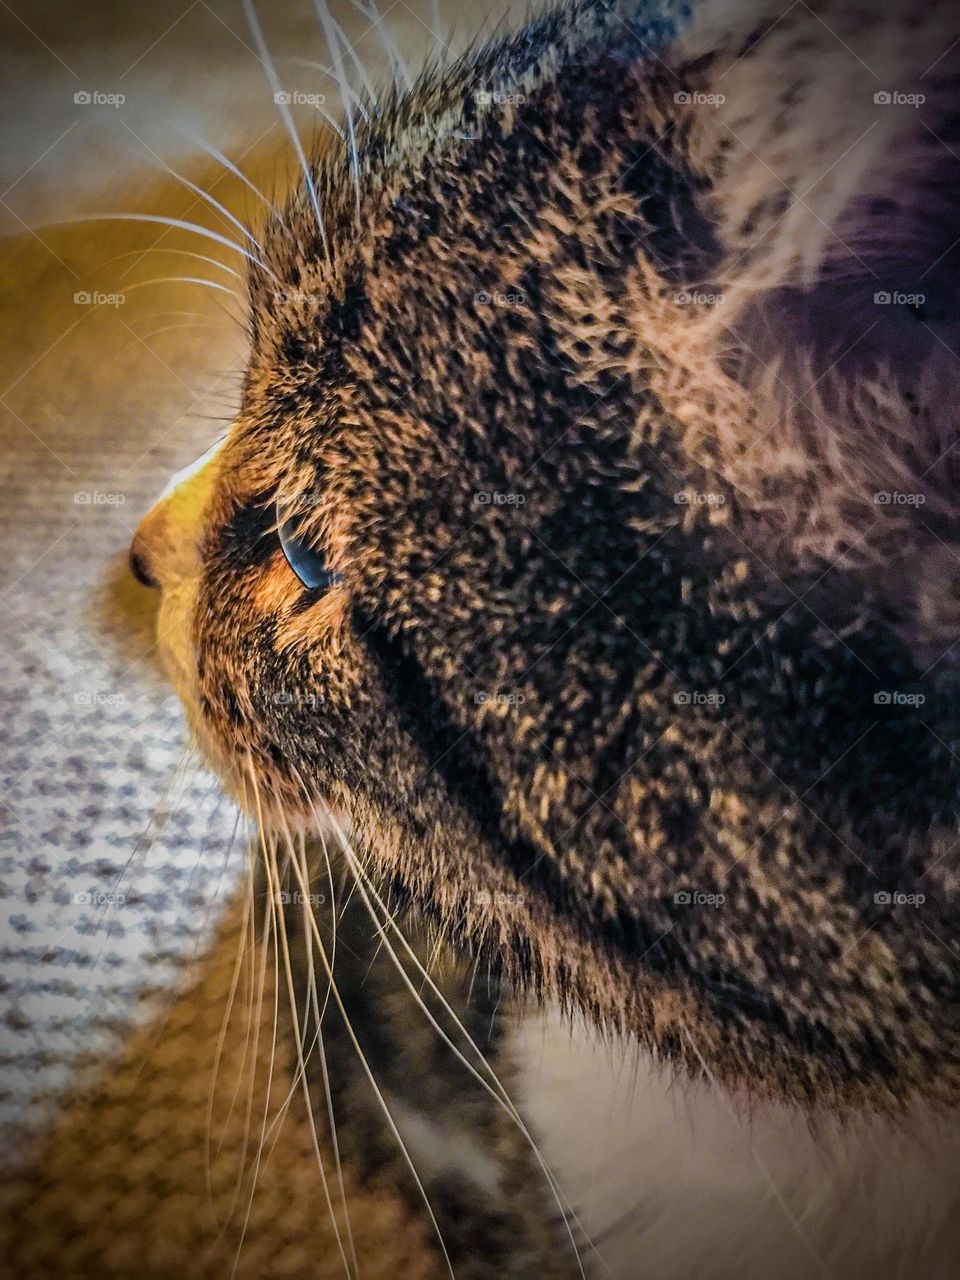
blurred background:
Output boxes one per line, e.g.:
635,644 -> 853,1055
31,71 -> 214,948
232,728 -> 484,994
0,0 -> 518,1152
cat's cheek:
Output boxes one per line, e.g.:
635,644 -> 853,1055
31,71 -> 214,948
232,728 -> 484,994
155,578 -> 204,724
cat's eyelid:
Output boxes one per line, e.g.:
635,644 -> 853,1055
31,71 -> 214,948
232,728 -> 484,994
157,435 -> 227,502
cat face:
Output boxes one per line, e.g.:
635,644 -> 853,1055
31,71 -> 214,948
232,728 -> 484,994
133,0 -> 960,1109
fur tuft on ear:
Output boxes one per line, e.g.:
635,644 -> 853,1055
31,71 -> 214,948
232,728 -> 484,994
663,0 -> 960,577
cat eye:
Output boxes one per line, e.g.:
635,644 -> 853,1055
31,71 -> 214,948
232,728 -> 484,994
276,503 -> 343,591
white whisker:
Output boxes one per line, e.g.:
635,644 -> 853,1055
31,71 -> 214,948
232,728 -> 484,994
286,841 -> 456,1279
61,213 -> 274,274
241,0 -> 331,261
351,0 -> 414,89
119,276 -> 242,301
314,1 -> 363,223
179,128 -> 295,238
98,247 -> 242,279
118,120 -> 265,255
331,821 -> 591,1277
263,825 -> 356,1279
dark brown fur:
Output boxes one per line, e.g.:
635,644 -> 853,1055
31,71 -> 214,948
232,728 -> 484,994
135,0 -> 960,1114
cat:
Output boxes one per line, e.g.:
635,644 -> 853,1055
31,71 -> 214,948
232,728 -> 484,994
126,0 -> 960,1274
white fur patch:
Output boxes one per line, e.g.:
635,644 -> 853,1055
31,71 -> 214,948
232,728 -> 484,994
513,1008 -> 960,1279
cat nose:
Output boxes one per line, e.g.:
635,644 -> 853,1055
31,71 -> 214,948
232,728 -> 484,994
129,510 -> 165,589
129,540 -> 158,588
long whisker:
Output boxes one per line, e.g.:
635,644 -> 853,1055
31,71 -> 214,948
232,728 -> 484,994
330,819 -> 591,1277
314,1 -> 362,223
56,213 -> 275,274
97,247 -> 243,279
285,841 -> 456,1278
231,765 -> 284,1276
241,0 -> 331,261
351,0 -> 413,89
205,833 -> 255,1201
118,276 -> 242,301
255,807 -> 357,1275
118,121 -> 265,255
292,60 -> 372,123
178,128 -> 295,238
262,824 -> 356,1279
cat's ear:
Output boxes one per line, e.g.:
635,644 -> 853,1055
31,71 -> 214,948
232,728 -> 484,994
673,0 -> 960,560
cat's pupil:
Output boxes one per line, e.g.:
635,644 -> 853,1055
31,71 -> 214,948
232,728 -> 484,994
276,503 -> 342,591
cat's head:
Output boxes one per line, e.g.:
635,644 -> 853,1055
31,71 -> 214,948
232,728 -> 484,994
132,0 -> 960,1110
